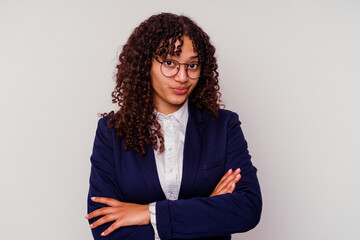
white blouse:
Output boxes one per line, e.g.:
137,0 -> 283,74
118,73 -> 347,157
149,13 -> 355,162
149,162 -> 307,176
149,99 -> 189,239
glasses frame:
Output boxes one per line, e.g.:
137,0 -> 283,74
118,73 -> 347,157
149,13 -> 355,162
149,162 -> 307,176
153,57 -> 201,80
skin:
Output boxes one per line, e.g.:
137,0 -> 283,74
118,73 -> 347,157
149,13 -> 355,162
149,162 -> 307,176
151,36 -> 199,115
86,37 -> 242,237
210,168 -> 241,197
86,169 -> 241,236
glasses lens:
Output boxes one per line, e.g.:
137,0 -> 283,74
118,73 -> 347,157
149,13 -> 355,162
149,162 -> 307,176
187,62 -> 201,79
161,59 -> 180,77
160,59 -> 201,79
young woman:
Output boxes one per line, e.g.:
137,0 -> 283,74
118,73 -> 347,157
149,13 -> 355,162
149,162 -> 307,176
86,13 -> 262,240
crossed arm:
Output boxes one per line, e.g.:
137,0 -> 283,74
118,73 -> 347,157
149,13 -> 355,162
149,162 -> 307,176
87,113 -> 261,239
86,168 -> 242,237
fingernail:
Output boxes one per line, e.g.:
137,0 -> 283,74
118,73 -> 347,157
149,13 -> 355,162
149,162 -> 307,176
90,224 -> 93,228
228,169 -> 232,173
236,168 -> 240,172
101,232 -> 105,236
232,183 -> 235,187
91,197 -> 96,201
236,174 -> 240,179
85,214 -> 89,219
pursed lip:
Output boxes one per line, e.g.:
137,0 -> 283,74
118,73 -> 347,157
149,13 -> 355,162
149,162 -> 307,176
172,87 -> 189,94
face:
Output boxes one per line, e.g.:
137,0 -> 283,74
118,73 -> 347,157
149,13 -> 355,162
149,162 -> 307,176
150,36 -> 200,115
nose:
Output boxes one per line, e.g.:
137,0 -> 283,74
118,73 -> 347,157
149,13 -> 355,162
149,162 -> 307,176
174,64 -> 188,83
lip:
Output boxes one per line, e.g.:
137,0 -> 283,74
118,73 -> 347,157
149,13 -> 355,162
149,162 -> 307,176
172,87 -> 189,95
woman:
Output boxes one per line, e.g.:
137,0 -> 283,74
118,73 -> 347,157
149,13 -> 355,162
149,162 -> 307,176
86,13 -> 262,240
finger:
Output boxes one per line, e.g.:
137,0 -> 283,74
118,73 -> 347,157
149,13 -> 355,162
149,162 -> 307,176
210,168 -> 241,197
217,169 -> 240,191
90,214 -> 117,229
225,174 -> 241,194
217,170 -> 241,193
225,168 -> 240,184
91,197 -> 121,207
86,207 -> 115,220
217,169 -> 233,186
221,175 -> 240,195
234,173 -> 241,184
217,169 -> 236,188
225,168 -> 240,182
227,172 -> 241,187
225,168 -> 233,176
101,220 -> 122,237
211,178 -> 236,197
211,169 -> 232,193
227,183 -> 236,193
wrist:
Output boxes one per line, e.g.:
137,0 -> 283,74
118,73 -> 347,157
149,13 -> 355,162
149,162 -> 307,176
143,204 -> 151,225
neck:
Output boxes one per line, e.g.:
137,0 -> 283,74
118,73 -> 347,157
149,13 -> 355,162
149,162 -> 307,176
155,104 -> 182,115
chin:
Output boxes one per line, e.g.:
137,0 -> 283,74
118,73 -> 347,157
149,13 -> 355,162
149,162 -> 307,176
170,96 -> 188,106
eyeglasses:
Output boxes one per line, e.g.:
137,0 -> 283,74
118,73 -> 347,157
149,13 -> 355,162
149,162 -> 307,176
154,57 -> 201,80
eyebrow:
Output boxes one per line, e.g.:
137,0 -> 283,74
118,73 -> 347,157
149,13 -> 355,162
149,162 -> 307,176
165,55 -> 199,61
189,55 -> 199,59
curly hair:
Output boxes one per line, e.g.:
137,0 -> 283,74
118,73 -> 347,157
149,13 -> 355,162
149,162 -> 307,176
101,12 -> 222,156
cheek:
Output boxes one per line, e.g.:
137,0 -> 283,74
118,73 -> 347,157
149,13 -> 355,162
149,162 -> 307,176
189,80 -> 199,93
150,76 -> 168,96
150,72 -> 160,89
150,66 -> 162,85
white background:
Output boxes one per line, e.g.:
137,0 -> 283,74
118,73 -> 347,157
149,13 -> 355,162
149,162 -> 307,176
1,0 -> 359,239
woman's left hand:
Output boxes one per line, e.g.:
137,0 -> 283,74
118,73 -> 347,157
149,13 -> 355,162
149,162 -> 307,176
85,197 -> 150,237
210,168 -> 241,197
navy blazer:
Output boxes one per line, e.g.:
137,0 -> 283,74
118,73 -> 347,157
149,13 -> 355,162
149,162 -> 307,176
87,103 -> 262,240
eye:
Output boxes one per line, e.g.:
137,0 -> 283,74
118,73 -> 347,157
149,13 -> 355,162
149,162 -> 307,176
163,60 -> 176,67
188,62 -> 199,70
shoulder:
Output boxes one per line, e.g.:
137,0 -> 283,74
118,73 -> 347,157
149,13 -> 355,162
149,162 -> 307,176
95,114 -> 115,136
216,109 -> 243,133
218,108 -> 241,122
191,107 -> 243,135
189,102 -> 241,124
98,114 -> 113,126
202,108 -> 242,126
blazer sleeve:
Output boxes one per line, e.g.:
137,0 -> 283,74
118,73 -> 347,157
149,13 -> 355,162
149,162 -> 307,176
155,112 -> 262,240
87,117 -> 154,240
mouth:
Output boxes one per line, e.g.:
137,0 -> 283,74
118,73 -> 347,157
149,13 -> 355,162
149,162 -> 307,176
172,87 -> 189,95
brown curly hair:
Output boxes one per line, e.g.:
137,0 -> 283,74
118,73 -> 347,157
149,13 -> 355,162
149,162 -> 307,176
102,12 -> 222,156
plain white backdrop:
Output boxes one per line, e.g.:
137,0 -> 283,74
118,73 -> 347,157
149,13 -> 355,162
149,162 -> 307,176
1,0 -> 359,239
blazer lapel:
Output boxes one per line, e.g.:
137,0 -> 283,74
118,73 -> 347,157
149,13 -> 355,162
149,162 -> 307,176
136,103 -> 205,201
179,103 -> 204,199
137,144 -> 166,200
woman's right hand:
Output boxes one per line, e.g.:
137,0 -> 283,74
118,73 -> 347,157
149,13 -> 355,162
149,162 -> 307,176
210,168 -> 241,197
